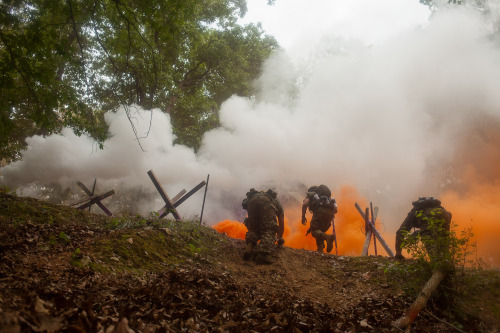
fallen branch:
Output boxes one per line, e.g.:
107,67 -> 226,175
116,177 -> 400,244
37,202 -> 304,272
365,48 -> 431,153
392,269 -> 446,330
424,310 -> 466,333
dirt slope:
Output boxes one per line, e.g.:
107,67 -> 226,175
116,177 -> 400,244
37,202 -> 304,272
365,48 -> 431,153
0,193 -> 499,332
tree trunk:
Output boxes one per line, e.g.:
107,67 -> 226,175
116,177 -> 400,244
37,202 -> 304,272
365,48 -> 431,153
393,269 -> 446,330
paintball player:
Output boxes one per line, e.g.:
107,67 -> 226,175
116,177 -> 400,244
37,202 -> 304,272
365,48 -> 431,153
242,188 -> 285,265
301,185 -> 337,253
395,197 -> 452,262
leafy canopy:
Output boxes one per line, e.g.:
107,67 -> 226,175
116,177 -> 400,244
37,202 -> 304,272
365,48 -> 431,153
0,0 -> 279,160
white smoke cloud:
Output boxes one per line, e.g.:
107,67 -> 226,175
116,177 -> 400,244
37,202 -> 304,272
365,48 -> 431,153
3,4 -> 500,232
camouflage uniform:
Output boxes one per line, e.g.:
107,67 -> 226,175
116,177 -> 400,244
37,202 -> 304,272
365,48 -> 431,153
302,185 -> 337,252
395,197 -> 452,262
242,189 -> 284,263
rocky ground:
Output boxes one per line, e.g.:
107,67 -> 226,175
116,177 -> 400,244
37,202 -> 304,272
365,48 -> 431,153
0,192 -> 499,332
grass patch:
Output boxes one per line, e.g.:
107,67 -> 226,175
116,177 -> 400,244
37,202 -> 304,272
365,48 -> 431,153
91,219 -> 230,272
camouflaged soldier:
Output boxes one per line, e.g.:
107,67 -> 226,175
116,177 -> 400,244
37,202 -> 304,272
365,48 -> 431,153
242,188 -> 285,265
395,197 -> 452,262
301,185 -> 337,253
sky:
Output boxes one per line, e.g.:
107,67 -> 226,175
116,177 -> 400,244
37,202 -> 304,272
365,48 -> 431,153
3,0 -> 500,264
239,0 -> 431,59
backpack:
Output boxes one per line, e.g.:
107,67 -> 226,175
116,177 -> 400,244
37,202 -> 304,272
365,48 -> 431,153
308,184 -> 331,198
241,188 -> 277,210
308,185 -> 335,212
242,188 -> 258,210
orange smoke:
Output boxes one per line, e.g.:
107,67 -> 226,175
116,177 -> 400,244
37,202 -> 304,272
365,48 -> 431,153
441,173 -> 500,267
213,185 -> 386,256
437,117 -> 500,267
213,219 -> 248,239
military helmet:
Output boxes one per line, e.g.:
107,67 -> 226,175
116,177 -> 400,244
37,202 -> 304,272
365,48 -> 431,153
412,196 -> 441,208
308,185 -> 331,198
308,186 -> 319,192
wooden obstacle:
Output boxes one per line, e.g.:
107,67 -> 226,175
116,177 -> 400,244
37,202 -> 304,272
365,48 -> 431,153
355,202 -> 394,257
70,180 -> 115,216
199,174 -> 210,225
332,218 -> 338,255
147,170 -> 207,220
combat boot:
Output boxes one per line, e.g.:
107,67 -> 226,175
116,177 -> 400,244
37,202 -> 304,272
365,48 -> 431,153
316,243 -> 325,252
243,242 -> 255,261
326,234 -> 336,253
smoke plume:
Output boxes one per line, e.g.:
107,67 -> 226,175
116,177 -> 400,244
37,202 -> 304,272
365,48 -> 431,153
2,4 -> 500,265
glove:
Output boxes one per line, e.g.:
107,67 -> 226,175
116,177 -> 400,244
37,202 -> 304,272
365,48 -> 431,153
301,217 -> 307,225
277,238 -> 285,246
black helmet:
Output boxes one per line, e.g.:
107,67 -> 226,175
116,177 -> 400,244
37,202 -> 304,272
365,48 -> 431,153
308,186 -> 319,193
412,196 -> 441,208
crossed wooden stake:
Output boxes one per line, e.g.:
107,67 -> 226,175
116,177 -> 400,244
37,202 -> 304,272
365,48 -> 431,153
355,202 -> 394,257
70,180 -> 115,216
147,170 -> 208,220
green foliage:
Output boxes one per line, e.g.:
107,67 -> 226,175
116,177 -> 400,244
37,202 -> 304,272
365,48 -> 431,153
0,184 -> 14,194
0,192 -> 102,226
58,231 -> 70,242
48,231 -> 71,246
71,247 -> 82,260
0,0 -> 279,160
93,218 -> 227,272
419,0 -> 490,16
149,211 -> 160,219
401,220 -> 475,274
70,247 -> 82,267
383,260 -> 425,297
386,218 -> 479,307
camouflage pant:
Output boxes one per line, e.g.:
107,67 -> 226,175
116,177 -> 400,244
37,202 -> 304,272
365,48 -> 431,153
245,228 -> 277,254
245,195 -> 278,254
310,207 -> 334,250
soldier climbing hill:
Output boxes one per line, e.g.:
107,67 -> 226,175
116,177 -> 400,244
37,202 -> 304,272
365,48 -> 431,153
301,185 -> 337,253
395,196 -> 452,263
242,188 -> 285,265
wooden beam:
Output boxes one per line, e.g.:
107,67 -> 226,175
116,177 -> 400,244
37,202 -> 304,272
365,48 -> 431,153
362,230 -> 373,256
172,181 -> 206,207
171,189 -> 187,203
355,202 -> 367,220
89,178 -> 96,212
355,202 -> 395,257
371,202 -> 378,256
361,207 -> 371,256
157,189 -> 186,217
366,218 -> 395,257
200,174 -> 210,225
158,180 -> 206,218
76,190 -> 115,216
355,203 -> 379,222
75,181 -> 114,216
147,170 -> 181,220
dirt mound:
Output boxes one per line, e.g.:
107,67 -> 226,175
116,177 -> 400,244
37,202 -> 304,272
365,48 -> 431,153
0,193 -> 498,332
